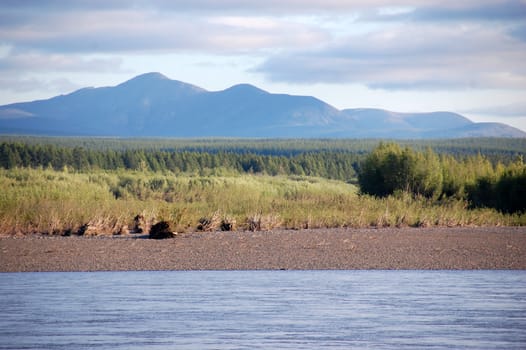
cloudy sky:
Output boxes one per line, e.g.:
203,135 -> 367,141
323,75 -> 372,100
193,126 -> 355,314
1,0 -> 526,131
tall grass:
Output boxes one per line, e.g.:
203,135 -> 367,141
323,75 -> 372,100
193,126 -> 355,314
0,168 -> 522,236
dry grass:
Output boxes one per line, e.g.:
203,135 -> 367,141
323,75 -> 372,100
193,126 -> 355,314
0,168 -> 522,236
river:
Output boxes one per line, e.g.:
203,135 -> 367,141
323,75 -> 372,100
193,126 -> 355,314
1,270 -> 525,349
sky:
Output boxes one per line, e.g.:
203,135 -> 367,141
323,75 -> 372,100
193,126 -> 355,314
1,0 -> 526,131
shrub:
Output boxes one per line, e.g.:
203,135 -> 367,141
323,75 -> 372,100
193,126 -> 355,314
467,157 -> 526,214
358,143 -> 443,198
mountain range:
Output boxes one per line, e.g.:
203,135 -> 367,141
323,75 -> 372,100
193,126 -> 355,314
1,72 -> 524,138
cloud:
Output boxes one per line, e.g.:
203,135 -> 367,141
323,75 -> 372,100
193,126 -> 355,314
0,1 -> 448,14
0,9 -> 328,54
255,23 -> 526,90
0,51 -> 124,73
0,1 -> 516,19
0,48 -> 127,96
1,0 -> 525,94
1,1 -> 520,56
398,1 -> 526,22
510,23 -> 526,42
463,102 -> 526,118
0,76 -> 81,94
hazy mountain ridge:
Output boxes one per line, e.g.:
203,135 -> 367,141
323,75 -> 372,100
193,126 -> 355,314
0,72 -> 524,138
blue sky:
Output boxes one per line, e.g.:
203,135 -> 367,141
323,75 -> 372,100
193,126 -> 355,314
1,0 -> 526,131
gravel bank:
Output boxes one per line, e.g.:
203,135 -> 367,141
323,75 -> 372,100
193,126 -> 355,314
1,227 -> 525,272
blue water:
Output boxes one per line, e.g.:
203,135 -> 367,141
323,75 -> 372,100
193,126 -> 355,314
0,270 -> 525,349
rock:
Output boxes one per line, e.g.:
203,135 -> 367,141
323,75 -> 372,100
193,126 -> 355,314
149,221 -> 176,239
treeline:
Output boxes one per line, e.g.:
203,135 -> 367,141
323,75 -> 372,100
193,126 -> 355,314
358,142 -> 526,213
0,142 -> 359,181
1,136 -> 524,162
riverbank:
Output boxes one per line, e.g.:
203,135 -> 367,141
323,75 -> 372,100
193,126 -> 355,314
1,227 -> 525,272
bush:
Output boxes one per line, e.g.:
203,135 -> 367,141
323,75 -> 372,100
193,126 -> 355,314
358,143 -> 442,198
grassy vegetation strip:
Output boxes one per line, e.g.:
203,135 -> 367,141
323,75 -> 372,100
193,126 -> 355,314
1,168 -> 523,236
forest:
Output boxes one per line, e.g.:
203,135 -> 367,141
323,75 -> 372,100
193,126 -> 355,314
1,135 -> 525,155
0,141 -> 360,180
1,137 -> 525,178
0,137 -> 524,235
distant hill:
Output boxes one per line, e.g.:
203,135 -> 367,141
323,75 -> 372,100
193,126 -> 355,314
1,72 -> 524,138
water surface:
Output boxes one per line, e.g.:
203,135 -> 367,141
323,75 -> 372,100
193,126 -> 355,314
1,270 -> 525,349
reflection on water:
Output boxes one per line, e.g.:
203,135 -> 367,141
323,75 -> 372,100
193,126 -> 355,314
1,270 -> 525,349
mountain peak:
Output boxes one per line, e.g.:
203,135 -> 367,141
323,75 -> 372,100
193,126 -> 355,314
118,72 -> 169,86
116,72 -> 206,95
224,83 -> 268,95
131,72 -> 169,81
0,74 -> 524,138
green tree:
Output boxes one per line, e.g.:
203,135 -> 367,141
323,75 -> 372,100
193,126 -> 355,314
413,148 -> 443,198
358,143 -> 443,198
494,157 -> 526,213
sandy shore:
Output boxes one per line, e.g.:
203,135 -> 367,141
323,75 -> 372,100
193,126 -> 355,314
1,227 -> 526,272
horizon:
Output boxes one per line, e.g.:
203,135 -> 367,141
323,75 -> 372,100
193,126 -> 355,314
1,1 -> 525,132
0,71 -> 510,119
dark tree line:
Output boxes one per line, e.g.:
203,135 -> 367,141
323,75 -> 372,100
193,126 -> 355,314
1,136 -> 524,162
467,159 -> 526,213
0,142 -> 359,181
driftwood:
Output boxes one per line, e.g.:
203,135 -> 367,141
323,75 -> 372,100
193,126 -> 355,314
197,211 -> 222,231
132,214 -> 149,233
